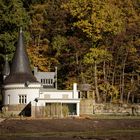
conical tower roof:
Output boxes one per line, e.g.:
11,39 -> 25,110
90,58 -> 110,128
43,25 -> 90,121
4,28 -> 37,84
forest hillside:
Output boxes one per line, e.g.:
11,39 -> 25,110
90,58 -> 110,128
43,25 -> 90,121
0,0 -> 140,103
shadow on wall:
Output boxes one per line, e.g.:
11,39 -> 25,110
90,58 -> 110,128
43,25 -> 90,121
19,102 -> 31,117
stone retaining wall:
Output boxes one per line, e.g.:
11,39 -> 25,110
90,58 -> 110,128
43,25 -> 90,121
93,103 -> 140,115
80,99 -> 93,115
1,104 -> 30,117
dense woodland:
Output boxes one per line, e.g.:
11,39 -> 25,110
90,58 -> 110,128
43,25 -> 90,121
0,0 -> 140,103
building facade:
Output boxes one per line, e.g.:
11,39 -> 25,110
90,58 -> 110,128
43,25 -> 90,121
2,29 -> 80,117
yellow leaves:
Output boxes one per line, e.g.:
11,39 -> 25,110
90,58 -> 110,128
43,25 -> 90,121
62,0 -> 125,42
31,3 -> 48,13
27,44 -> 48,72
27,43 -> 59,72
99,82 -> 119,101
84,48 -> 112,65
62,0 -> 92,19
128,46 -> 137,54
135,38 -> 140,47
74,20 -> 93,37
95,1 -> 124,35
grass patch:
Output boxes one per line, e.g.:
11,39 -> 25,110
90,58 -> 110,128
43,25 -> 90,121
88,114 -> 140,120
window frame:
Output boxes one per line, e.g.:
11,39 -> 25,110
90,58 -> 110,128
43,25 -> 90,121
19,95 -> 27,104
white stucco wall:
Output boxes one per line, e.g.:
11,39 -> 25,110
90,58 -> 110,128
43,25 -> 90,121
40,91 -> 74,99
39,83 -> 79,100
3,83 -> 80,116
37,99 -> 80,106
36,83 -> 80,116
3,83 -> 41,105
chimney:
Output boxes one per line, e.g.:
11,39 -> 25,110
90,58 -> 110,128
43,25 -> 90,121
73,83 -> 78,99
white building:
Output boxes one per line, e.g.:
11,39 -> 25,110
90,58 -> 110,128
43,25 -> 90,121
2,29 -> 80,117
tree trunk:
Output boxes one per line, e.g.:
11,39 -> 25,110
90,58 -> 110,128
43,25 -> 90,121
119,74 -> 122,101
127,91 -> 131,104
103,61 -> 107,82
120,62 -> 125,102
112,61 -> 117,86
110,94 -> 113,103
132,95 -> 135,103
120,52 -> 128,102
112,53 -> 119,86
94,61 -> 100,103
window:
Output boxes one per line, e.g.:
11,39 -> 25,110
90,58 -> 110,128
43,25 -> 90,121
48,79 -> 50,84
19,95 -> 27,104
41,78 -> 53,85
8,95 -> 10,104
51,79 -> 53,84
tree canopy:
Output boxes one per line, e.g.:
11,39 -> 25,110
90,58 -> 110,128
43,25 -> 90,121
0,0 -> 140,103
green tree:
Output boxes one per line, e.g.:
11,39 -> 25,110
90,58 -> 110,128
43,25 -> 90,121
45,0 -> 68,41
83,48 -> 112,103
28,2 -> 59,71
112,27 -> 140,103
0,0 -> 29,62
99,82 -> 119,103
0,0 -> 29,82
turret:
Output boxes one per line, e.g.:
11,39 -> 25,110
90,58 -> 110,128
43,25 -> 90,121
2,56 -> 10,80
4,28 -> 37,84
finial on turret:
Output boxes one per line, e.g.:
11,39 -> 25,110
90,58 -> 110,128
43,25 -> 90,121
3,55 -> 10,80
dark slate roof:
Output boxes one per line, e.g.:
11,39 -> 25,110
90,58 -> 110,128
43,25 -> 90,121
4,28 -> 37,84
2,56 -> 10,76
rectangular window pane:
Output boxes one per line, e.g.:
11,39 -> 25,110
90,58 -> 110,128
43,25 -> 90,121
25,95 -> 27,103
46,79 -> 48,84
48,79 -> 50,84
22,95 -> 24,103
19,95 -> 21,104
19,95 -> 27,104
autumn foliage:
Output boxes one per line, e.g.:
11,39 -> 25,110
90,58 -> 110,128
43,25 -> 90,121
0,0 -> 140,103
